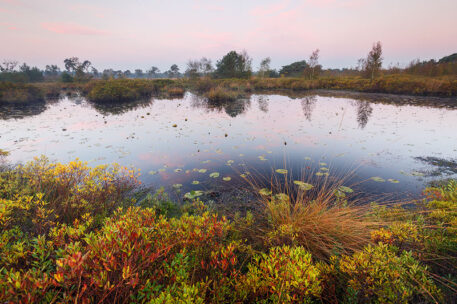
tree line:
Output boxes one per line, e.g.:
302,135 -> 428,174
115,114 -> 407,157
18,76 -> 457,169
1,42 -> 456,83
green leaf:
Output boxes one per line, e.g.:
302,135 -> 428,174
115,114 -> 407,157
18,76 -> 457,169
259,188 -> 272,196
294,181 -> 313,191
275,169 -> 288,174
209,172 -> 220,178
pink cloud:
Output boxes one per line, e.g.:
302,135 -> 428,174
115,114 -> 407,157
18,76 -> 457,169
41,22 -> 109,35
0,21 -> 17,30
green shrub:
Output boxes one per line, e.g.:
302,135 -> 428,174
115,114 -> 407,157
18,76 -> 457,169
237,245 -> 322,303
323,243 -> 441,303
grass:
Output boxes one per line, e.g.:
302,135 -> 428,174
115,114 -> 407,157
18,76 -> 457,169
1,156 -> 456,302
2,73 -> 456,106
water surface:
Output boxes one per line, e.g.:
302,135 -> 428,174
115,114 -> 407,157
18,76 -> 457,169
1,91 -> 456,202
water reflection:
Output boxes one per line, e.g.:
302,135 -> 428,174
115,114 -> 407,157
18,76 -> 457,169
256,96 -> 269,113
0,101 -> 47,120
90,99 -> 155,116
355,100 -> 373,129
190,94 -> 252,118
300,96 -> 316,121
1,91 -> 457,201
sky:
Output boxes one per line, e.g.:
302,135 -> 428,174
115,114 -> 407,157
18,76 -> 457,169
1,0 -> 457,72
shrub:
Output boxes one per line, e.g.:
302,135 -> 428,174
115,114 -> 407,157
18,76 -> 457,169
0,82 -> 44,103
0,156 -> 140,227
237,245 -> 322,303
323,243 -> 441,303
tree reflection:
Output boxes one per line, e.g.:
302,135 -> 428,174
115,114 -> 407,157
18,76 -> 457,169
0,101 -> 47,120
356,100 -> 373,129
300,96 -> 316,121
90,98 -> 154,115
256,95 -> 269,113
190,93 -> 251,118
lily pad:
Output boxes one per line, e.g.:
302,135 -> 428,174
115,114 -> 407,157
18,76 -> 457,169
294,181 -> 313,191
184,190 -> 203,200
258,155 -> 267,161
158,168 -> 166,172
275,169 -> 288,174
259,188 -> 272,196
411,171 -> 424,177
209,172 -> 220,178
223,177 -> 232,181
192,180 -> 200,185
388,179 -> 400,184
201,160 -> 211,164
319,162 -> 327,166
172,184 -> 182,189
226,160 -> 235,165
198,169 -> 207,173
370,177 -> 385,182
148,170 -> 157,175
304,157 -> 311,160
174,168 -> 182,173
338,186 -> 354,193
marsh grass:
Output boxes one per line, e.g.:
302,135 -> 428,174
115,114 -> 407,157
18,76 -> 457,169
233,162 -> 382,260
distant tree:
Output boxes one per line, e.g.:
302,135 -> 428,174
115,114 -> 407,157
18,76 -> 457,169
185,57 -> 214,78
45,65 -> 60,77
124,70 -> 132,78
185,59 -> 201,78
215,50 -> 252,78
0,60 -> 19,72
200,57 -> 214,76
258,57 -> 271,78
63,57 -> 92,81
61,72 -> 73,83
91,67 -> 99,78
167,64 -> 180,78
363,41 -> 383,81
279,60 -> 308,77
307,49 -> 321,79
147,66 -> 160,78
134,69 -> 144,78
19,63 -> 44,82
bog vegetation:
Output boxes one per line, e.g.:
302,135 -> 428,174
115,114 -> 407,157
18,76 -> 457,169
1,153 -> 457,303
1,43 -> 457,104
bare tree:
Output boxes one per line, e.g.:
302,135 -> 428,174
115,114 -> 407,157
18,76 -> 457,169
258,57 -> 271,78
308,49 -> 320,79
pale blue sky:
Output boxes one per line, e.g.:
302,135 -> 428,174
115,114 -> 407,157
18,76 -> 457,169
1,0 -> 456,71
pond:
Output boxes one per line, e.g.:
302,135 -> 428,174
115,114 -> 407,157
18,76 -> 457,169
1,91 -> 457,204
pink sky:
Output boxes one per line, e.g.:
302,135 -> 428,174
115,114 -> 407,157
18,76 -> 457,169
1,0 -> 456,71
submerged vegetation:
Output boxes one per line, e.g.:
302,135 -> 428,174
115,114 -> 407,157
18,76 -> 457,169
1,157 -> 457,303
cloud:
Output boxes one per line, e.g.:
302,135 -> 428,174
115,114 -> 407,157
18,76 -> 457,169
41,22 -> 109,35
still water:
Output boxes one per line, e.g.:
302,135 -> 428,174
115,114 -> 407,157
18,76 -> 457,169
1,91 -> 457,202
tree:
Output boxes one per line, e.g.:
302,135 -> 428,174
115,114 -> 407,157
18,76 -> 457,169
45,65 -> 60,77
134,69 -> 144,78
0,60 -> 18,72
307,49 -> 321,79
279,60 -> 308,77
19,63 -> 44,82
258,57 -> 271,78
215,50 -> 252,78
147,66 -> 160,78
185,59 -> 201,78
124,70 -> 132,78
364,41 -> 383,81
200,57 -> 214,76
167,64 -> 180,78
63,57 -> 92,81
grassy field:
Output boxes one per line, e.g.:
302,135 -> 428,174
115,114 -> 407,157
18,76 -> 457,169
1,155 -> 456,303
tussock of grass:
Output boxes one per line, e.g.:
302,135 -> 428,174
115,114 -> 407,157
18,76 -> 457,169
204,86 -> 240,101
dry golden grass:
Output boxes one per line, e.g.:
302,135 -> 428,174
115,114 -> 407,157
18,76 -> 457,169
238,166 -> 382,260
